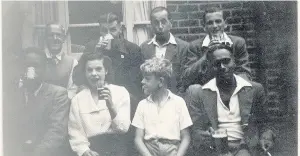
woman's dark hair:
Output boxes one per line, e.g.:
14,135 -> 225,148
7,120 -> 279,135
72,51 -> 113,87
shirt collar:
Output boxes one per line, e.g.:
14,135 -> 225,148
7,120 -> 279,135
148,33 -> 177,46
202,32 -> 233,47
202,74 -> 252,93
146,89 -> 173,103
45,48 -> 62,61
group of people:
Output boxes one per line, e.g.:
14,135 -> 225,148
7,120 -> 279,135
16,6 -> 275,156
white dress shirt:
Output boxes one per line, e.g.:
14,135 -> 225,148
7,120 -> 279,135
132,90 -> 193,141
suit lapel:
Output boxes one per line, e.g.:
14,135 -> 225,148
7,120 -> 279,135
165,44 -> 177,61
237,86 -> 254,125
33,84 -> 51,117
202,90 -> 218,129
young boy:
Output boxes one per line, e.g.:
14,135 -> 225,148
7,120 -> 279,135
132,58 -> 193,156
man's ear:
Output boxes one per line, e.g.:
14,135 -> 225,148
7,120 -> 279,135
169,19 -> 173,27
159,77 -> 165,88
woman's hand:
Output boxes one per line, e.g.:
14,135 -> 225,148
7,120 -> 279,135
83,149 -> 99,156
98,87 -> 113,107
98,87 -> 117,119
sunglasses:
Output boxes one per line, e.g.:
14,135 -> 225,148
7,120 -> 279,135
213,58 -> 231,68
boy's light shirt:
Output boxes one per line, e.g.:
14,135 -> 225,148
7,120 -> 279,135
132,90 -> 193,141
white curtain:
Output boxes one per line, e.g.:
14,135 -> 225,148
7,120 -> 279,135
123,0 -> 166,46
30,1 -> 70,54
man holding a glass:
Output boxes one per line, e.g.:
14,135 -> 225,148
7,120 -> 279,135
182,7 -> 251,90
185,44 -> 275,156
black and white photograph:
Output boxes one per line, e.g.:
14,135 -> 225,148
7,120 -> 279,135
2,1 -> 298,156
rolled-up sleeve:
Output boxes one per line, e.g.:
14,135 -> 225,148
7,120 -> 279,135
68,97 -> 90,156
179,99 -> 193,130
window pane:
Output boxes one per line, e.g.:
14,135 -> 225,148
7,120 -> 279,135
68,1 -> 122,53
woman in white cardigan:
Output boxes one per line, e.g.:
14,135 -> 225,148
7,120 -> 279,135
68,52 -> 131,156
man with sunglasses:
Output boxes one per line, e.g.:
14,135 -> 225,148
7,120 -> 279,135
185,44 -> 275,156
43,23 -> 78,98
182,7 -> 251,90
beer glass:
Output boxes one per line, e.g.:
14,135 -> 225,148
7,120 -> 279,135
96,81 -> 105,100
26,67 -> 35,79
212,129 -> 229,154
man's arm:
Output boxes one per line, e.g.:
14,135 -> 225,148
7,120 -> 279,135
181,41 -> 208,90
185,85 -> 213,147
253,84 -> 276,151
233,37 -> 251,80
134,128 -> 152,156
176,128 -> 191,156
32,89 -> 70,156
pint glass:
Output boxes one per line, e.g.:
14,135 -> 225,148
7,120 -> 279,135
212,129 -> 229,154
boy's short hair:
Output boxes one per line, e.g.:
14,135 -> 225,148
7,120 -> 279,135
140,58 -> 172,81
203,7 -> 223,24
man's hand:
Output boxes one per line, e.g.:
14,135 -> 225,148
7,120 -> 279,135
96,36 -> 109,48
83,149 -> 99,156
260,138 -> 274,152
260,130 -> 275,151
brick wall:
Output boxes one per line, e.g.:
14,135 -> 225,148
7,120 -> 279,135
168,1 -> 259,77
167,1 -> 297,118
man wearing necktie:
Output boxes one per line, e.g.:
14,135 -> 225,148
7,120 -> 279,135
182,7 -> 251,91
140,7 -> 189,95
43,23 -> 78,99
18,47 -> 71,156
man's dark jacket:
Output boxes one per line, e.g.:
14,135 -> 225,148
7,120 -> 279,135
140,37 -> 189,94
185,80 -> 274,156
18,83 -> 71,156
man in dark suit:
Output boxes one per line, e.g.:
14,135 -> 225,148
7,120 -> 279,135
185,44 -> 274,156
182,7 -> 251,90
96,12 -> 144,119
140,6 -> 189,95
18,47 -> 71,156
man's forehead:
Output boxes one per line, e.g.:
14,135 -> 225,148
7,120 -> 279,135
46,24 -> 64,34
205,11 -> 224,20
152,10 -> 169,20
107,20 -> 119,28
